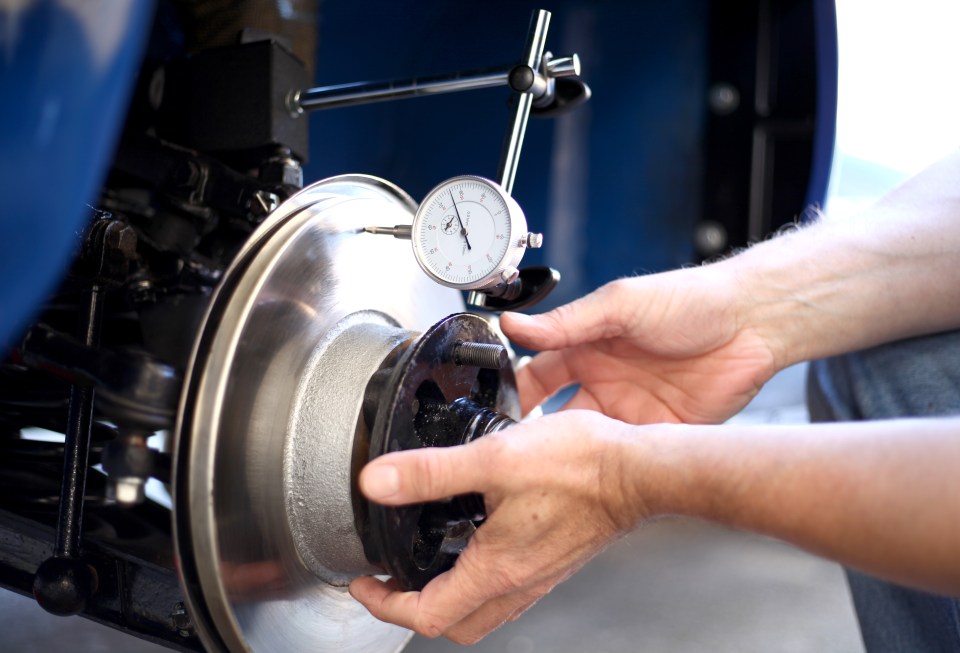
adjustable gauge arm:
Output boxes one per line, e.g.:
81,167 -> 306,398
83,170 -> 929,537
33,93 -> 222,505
286,10 -> 589,126
358,9 -> 581,312
496,10 -> 549,195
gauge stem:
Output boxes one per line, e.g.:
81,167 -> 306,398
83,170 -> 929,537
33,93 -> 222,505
363,225 -> 412,240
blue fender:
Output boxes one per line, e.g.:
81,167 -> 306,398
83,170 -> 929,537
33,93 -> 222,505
0,1 -> 154,347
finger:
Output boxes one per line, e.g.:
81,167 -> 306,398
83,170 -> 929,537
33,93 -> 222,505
350,548 -> 496,639
441,584 -> 547,645
359,439 -> 496,506
500,283 -> 623,351
515,350 -> 576,415
349,576 -> 437,635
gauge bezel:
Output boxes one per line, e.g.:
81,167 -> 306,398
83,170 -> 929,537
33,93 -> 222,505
411,175 -> 528,290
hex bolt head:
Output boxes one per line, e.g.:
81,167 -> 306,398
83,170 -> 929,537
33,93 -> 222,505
453,341 -> 509,369
104,222 -> 137,258
171,601 -> 194,637
251,190 -> 280,220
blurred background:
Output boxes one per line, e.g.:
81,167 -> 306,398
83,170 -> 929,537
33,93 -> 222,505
0,0 -> 837,347
303,0 -> 832,311
2,0 -> 960,651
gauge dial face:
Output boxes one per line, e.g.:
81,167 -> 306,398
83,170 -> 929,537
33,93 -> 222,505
413,177 -> 516,287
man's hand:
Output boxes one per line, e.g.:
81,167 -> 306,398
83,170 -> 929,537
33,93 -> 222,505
500,268 -> 778,425
348,152 -> 960,643
349,411 -> 645,644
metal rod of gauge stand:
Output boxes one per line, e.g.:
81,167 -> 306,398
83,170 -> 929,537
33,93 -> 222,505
55,284 -> 104,558
496,9 -> 551,195
291,67 -> 513,112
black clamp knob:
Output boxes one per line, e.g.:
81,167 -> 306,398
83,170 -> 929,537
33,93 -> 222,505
468,266 -> 561,313
507,52 -> 592,119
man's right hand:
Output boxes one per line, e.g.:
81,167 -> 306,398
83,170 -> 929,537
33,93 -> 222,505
500,267 -> 779,425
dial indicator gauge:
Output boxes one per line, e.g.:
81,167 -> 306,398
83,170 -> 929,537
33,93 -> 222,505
411,175 -> 528,290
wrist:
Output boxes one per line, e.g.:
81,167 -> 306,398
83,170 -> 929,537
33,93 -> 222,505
621,422 -> 752,524
718,225 -> 844,369
719,189 -> 960,366
617,423 -> 703,521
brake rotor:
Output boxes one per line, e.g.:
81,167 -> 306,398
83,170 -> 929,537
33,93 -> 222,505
172,175 -> 465,653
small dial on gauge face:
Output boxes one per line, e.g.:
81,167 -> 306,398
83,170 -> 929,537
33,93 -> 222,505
440,215 -> 458,235
414,178 -> 514,287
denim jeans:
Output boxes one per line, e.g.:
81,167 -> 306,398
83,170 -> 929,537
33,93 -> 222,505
807,332 -> 960,652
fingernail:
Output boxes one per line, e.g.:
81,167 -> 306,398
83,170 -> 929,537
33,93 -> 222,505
503,311 -> 533,323
363,464 -> 400,499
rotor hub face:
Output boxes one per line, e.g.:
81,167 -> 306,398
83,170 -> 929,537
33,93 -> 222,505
364,313 -> 520,590
173,176 -> 464,653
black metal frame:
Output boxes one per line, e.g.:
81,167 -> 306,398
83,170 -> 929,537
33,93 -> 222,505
0,505 -> 203,651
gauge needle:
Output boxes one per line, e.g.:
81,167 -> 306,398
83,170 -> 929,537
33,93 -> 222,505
449,190 -> 472,251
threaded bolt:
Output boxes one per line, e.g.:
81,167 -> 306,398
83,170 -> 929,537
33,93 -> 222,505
452,341 -> 508,369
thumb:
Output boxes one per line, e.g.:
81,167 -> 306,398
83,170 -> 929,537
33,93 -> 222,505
359,441 -> 492,506
500,283 -> 624,351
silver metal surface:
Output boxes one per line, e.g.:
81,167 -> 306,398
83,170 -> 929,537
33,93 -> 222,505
287,9 -> 582,138
466,290 -> 487,309
251,190 -> 280,220
523,232 -> 543,248
546,53 -> 581,78
108,477 -> 145,506
364,224 -> 413,240
290,68 -> 511,113
497,9 -> 551,195
452,342 -> 508,370
174,174 -> 465,653
530,52 -> 580,110
500,266 -> 519,284
286,313 -> 413,584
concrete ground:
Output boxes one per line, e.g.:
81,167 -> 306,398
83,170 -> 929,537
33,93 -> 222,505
406,519 -> 863,653
0,364 -> 866,652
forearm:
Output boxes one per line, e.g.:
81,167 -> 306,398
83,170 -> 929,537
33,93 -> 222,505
718,150 -> 960,369
631,418 -> 960,594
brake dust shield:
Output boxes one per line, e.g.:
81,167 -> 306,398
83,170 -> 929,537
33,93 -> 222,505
173,176 -> 465,652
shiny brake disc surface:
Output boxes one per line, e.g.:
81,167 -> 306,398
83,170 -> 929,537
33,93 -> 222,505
173,175 -> 465,653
